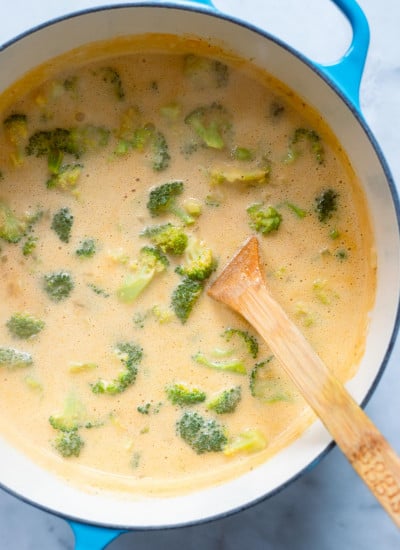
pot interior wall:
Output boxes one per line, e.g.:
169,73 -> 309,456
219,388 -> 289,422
0,5 -> 398,529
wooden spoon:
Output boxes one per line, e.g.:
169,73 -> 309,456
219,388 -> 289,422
208,236 -> 400,528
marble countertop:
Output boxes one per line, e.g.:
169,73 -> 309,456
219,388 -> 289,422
0,1 -> 399,548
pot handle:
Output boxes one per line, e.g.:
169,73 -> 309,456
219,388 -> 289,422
70,521 -> 126,549
311,0 -> 370,110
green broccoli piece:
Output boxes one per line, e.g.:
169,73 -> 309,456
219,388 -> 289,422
43,270 -> 74,302
147,181 -> 195,225
3,113 -> 28,165
0,201 -> 28,243
3,113 -> 28,142
293,128 -> 324,164
150,127 -> 170,172
46,163 -> 83,192
69,125 -> 110,157
231,147 -> 253,161
116,246 -> 169,303
222,328 -> 258,359
210,167 -> 269,186
315,189 -> 338,222
176,410 -> 227,454
166,383 -> 206,407
75,238 -> 96,258
207,386 -> 241,414
249,359 -> 292,403
26,125 -> 109,165
88,283 -> 110,297
185,102 -> 230,149
192,352 -> 247,375
6,312 -> 45,339
115,123 -> 170,171
194,328 -> 258,375
171,277 -> 203,323
26,128 -> 76,158
175,236 -> 216,281
284,127 -> 324,164
140,223 -> 188,255
98,67 -> 125,100
22,235 -> 38,256
247,203 -> 282,235
183,54 -> 229,88
286,202 -> 307,219
51,207 -> 73,243
0,347 -> 33,368
53,430 -> 84,458
91,342 -> 143,395
49,393 -> 87,432
223,428 -> 267,456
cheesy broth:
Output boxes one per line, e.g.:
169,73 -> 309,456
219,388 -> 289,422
0,35 -> 375,496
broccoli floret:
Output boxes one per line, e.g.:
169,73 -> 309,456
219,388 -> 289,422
185,103 -> 230,149
314,189 -> 338,222
69,125 -> 110,157
140,223 -> 188,255
6,312 -> 45,339
249,359 -> 292,403
247,203 -> 282,235
210,167 -> 269,186
222,328 -> 259,359
3,113 -> 28,165
26,128 -> 76,158
183,54 -> 229,88
137,402 -> 162,415
53,430 -> 84,458
75,238 -> 96,258
166,383 -> 206,407
49,393 -> 87,432
223,428 -> 267,456
293,128 -> 324,164
284,127 -> 324,164
176,410 -> 227,454
0,201 -> 29,243
171,277 -> 203,323
43,270 -> 74,302
115,122 -> 170,171
91,342 -> 143,395
51,207 -> 73,243
147,181 -> 195,225
175,236 -> 216,281
46,163 -> 83,192
194,328 -> 258,375
98,67 -> 125,100
207,386 -> 241,414
3,113 -> 28,142
0,347 -> 33,368
150,128 -> 170,172
22,235 -> 38,256
192,352 -> 247,375
116,246 -> 169,303
26,125 -> 109,165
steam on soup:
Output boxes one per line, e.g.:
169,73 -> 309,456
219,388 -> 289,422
0,35 -> 375,495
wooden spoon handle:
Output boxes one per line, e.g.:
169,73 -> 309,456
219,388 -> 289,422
209,237 -> 400,527
243,284 -> 400,526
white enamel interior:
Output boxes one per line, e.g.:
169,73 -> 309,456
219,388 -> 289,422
0,4 -> 399,529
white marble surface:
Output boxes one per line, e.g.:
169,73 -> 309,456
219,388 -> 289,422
0,0 -> 399,548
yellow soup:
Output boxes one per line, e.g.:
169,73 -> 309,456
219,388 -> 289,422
0,35 -> 375,496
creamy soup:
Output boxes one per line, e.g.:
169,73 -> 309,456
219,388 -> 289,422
0,35 -> 375,496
